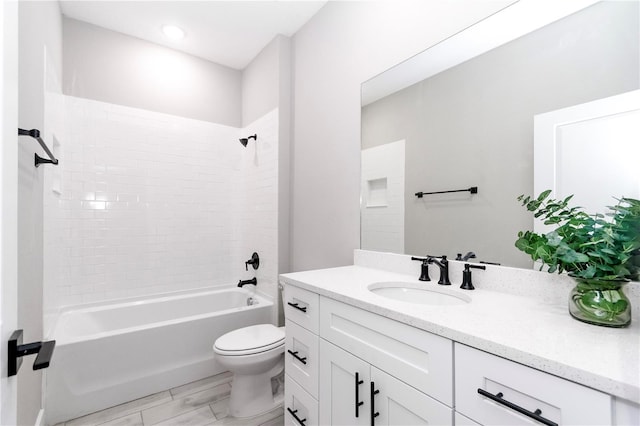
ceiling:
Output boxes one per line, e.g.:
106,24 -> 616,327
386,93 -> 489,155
59,1 -> 327,70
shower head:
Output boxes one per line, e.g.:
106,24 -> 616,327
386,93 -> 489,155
239,134 -> 257,147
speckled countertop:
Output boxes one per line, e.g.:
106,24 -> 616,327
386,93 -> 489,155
279,256 -> 640,404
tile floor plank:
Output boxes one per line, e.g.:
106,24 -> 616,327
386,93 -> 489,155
258,414 -> 284,426
153,406 -> 215,426
142,384 -> 231,425
66,391 -> 172,426
170,372 -> 233,398
208,406 -> 283,426
96,412 -> 144,426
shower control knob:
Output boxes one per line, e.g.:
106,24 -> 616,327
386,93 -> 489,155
245,252 -> 260,271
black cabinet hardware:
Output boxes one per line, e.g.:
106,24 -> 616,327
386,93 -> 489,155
287,301 -> 307,313
8,329 -> 56,376
370,382 -> 380,425
415,186 -> 477,198
287,407 -> 307,426
477,389 -> 557,426
287,349 -> 307,365
355,372 -> 364,417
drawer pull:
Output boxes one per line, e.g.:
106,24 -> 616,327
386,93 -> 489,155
355,372 -> 364,417
287,301 -> 308,313
370,381 -> 380,425
477,389 -> 557,426
287,407 -> 307,426
287,349 -> 307,365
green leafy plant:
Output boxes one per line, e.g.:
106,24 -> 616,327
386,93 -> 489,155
515,190 -> 640,281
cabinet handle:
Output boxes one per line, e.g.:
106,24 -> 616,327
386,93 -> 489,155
287,407 -> 307,426
477,389 -> 557,426
370,381 -> 380,425
287,349 -> 307,365
355,372 -> 364,418
287,301 -> 307,313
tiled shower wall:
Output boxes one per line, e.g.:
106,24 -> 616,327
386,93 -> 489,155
43,95 -> 278,330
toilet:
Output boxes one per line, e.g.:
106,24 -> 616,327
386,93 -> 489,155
213,324 -> 285,418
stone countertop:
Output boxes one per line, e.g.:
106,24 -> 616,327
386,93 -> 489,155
279,265 -> 640,403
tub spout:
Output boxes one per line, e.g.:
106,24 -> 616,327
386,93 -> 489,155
238,278 -> 257,288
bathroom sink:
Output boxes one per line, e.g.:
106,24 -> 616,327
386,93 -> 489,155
368,282 -> 471,305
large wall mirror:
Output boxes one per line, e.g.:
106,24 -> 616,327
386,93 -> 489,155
360,0 -> 640,268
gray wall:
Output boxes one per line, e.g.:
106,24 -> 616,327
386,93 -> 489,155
361,1 -> 640,267
290,1 -> 513,271
241,35 -> 292,324
18,1 -> 63,424
63,17 -> 242,127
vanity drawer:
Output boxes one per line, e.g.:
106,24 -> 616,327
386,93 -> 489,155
319,297 -> 453,406
283,284 -> 319,334
455,343 -> 611,425
285,374 -> 318,426
285,319 -> 319,398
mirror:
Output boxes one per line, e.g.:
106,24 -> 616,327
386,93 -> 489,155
360,0 -> 640,268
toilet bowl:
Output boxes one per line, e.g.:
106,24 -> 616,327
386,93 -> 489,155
213,324 -> 285,418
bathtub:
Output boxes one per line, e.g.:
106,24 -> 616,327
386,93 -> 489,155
45,287 -> 273,424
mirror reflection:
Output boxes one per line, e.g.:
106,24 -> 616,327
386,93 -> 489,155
360,1 -> 640,268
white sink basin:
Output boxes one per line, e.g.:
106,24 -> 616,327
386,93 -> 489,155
368,282 -> 471,305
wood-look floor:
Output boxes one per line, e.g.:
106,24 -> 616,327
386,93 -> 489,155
55,372 -> 284,426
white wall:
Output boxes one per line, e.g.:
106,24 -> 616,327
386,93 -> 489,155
63,17 -> 242,127
290,1 -> 514,271
43,97 -> 279,315
17,1 -> 63,424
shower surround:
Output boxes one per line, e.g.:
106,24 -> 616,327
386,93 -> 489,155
43,94 -> 279,333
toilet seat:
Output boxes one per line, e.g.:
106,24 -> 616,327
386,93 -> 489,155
214,324 -> 285,356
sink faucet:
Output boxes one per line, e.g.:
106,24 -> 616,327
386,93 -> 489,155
456,251 -> 476,261
427,255 -> 451,285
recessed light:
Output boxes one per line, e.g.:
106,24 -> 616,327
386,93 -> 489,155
162,25 -> 185,40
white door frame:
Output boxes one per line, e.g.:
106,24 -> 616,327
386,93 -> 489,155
1,0 -> 20,423
534,89 -> 640,235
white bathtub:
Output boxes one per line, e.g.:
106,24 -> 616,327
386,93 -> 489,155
45,287 -> 273,424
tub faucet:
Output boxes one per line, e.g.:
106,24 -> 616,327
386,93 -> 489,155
238,278 -> 257,288
427,255 -> 451,285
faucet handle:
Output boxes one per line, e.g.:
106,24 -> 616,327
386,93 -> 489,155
410,256 -> 431,281
460,263 -> 486,290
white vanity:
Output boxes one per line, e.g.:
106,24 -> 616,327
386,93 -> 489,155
280,250 -> 640,425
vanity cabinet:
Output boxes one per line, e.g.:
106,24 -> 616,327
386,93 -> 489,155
320,338 -> 452,425
283,285 -> 321,426
283,282 -> 629,426
455,344 -> 612,425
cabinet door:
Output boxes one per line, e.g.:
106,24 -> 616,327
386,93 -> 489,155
319,339 -> 370,426
371,367 -> 453,426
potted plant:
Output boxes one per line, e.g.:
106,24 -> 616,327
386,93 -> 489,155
515,190 -> 640,327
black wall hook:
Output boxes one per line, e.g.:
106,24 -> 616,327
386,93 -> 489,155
8,329 -> 56,376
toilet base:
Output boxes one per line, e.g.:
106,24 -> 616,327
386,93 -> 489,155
227,358 -> 284,418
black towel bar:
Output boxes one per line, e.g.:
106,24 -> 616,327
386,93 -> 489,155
415,186 -> 477,198
18,128 -> 59,167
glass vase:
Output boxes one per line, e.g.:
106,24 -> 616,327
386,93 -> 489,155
569,278 -> 631,327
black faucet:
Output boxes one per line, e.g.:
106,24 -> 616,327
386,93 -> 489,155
238,278 -> 257,288
410,257 -> 431,281
456,251 -> 476,261
245,252 -> 260,271
460,263 -> 486,290
427,255 -> 451,285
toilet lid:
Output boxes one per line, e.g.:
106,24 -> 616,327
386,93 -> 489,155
214,324 -> 285,354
